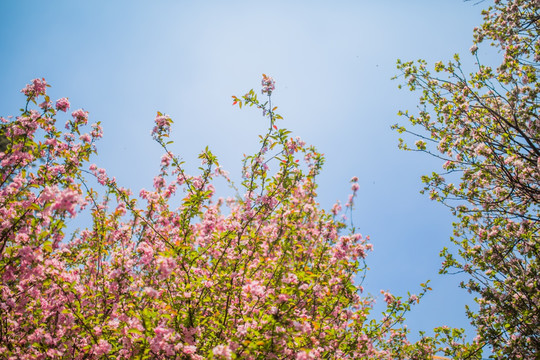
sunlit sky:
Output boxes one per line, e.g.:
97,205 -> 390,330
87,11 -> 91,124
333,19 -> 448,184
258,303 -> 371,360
1,0 -> 495,342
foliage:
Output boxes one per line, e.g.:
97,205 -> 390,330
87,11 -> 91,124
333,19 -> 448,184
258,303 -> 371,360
394,0 -> 539,358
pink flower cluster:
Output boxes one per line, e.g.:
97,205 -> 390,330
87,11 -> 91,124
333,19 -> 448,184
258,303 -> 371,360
261,73 -> 275,95
151,113 -> 172,140
0,78 -> 444,359
71,109 -> 88,124
20,78 -> 47,98
381,290 -> 395,305
212,344 -> 232,359
55,97 -> 70,112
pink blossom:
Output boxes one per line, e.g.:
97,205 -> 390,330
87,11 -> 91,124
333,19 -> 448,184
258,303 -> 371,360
212,344 -> 232,359
79,133 -> 92,142
91,122 -> 103,138
381,291 -> 394,305
55,97 -> 70,112
53,188 -> 82,217
93,339 -> 111,356
183,345 -> 197,354
157,256 -> 176,279
261,74 -> 275,95
331,201 -> 342,215
155,115 -> 171,128
242,280 -> 265,297
18,246 -> 36,264
237,323 -> 248,336
161,153 -> 172,167
71,109 -> 89,124
39,100 -> 51,110
283,273 -> 298,284
40,185 -> 58,204
136,242 -> 154,265
278,293 -> 289,303
152,113 -> 172,139
21,78 -> 47,98
144,287 -> 159,298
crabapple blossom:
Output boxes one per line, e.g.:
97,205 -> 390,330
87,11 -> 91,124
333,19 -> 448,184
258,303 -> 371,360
261,73 -> 275,95
71,109 -> 88,124
212,344 -> 232,359
0,76 -> 474,359
55,97 -> 70,112
20,77 -> 47,98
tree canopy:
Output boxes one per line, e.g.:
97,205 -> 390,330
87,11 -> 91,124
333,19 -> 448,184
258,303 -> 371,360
394,0 -> 539,358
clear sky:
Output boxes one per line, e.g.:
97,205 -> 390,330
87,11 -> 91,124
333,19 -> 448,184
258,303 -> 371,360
1,0 -> 495,343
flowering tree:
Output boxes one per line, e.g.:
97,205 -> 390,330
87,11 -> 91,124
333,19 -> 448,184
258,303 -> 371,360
0,75 -> 478,359
394,0 -> 539,358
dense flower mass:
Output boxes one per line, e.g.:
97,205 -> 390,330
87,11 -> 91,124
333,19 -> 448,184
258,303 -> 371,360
0,77 -> 477,359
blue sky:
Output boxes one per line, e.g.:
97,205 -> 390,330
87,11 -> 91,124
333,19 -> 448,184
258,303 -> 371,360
1,0 -> 494,342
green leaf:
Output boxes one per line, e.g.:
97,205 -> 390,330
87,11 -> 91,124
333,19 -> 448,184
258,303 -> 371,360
43,241 -> 53,253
